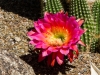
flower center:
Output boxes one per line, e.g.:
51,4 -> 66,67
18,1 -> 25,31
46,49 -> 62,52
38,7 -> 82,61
43,26 -> 71,46
54,33 -> 65,42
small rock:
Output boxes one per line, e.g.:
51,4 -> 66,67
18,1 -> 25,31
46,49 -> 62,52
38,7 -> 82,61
83,68 -> 87,72
78,72 -> 81,75
14,37 -> 21,42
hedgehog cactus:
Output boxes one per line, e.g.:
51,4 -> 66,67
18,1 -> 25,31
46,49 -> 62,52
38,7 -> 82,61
92,1 -> 100,35
69,0 -> 97,51
90,0 -> 100,52
43,0 -> 63,13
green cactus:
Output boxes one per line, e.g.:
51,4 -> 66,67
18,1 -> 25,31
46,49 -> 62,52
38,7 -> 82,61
92,1 -> 100,35
90,0 -> 100,53
90,36 -> 100,53
43,0 -> 63,13
69,0 -> 97,51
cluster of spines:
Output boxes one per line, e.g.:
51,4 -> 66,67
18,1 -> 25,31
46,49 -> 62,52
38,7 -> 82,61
92,1 -> 100,35
69,0 -> 97,51
90,1 -> 100,52
42,0 -> 63,13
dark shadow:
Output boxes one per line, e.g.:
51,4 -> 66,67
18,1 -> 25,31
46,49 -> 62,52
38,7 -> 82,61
90,38 -> 100,53
27,27 -> 34,31
0,0 -> 42,20
60,0 -> 70,12
20,49 -> 76,75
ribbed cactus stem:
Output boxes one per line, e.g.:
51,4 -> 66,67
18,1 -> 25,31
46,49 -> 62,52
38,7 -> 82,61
90,0 -> 100,52
92,1 -> 99,34
69,0 -> 97,51
43,0 -> 63,13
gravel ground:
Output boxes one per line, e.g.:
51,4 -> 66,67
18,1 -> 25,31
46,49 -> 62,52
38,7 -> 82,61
0,0 -> 42,56
0,0 -> 100,75
0,8 -> 33,56
20,52 -> 100,75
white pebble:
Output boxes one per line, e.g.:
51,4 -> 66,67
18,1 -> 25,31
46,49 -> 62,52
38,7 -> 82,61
14,37 -> 21,42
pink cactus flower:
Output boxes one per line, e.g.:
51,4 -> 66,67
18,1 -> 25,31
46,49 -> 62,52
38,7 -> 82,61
27,10 -> 85,66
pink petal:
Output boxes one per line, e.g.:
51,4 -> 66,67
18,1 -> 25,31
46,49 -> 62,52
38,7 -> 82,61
34,21 -> 41,32
35,44 -> 42,48
76,19 -> 80,22
60,49 -> 69,55
68,50 -> 73,63
33,41 -> 48,49
38,22 -> 45,30
71,45 -> 79,56
70,16 -> 76,21
44,14 -> 54,23
48,47 -> 58,52
42,49 -> 51,57
43,23 -> 51,28
34,21 -> 45,33
42,51 -> 48,57
44,11 -> 49,16
29,40 -> 38,45
51,53 -> 56,66
34,41 -> 45,48
59,10 -> 64,13
31,33 -> 44,41
41,43 -> 49,49
78,29 -> 86,36
27,30 -> 35,36
35,25 -> 43,33
56,52 -> 64,65
58,19 -> 65,27
77,19 -> 84,26
78,40 -> 86,46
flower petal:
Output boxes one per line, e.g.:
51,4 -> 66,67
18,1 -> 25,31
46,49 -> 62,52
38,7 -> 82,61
44,13 -> 54,23
77,19 -> 84,26
48,47 -> 58,52
68,50 -> 73,63
41,43 -> 49,49
49,53 -> 57,67
56,52 -> 64,65
35,44 -> 42,48
60,49 -> 69,55
34,21 -> 42,33
78,40 -> 86,46
44,11 -> 49,16
31,33 -> 45,41
71,45 -> 79,57
27,30 -> 35,36
42,49 -> 52,57
29,40 -> 39,45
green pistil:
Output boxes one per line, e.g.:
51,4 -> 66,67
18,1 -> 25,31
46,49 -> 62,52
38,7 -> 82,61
55,34 -> 65,42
